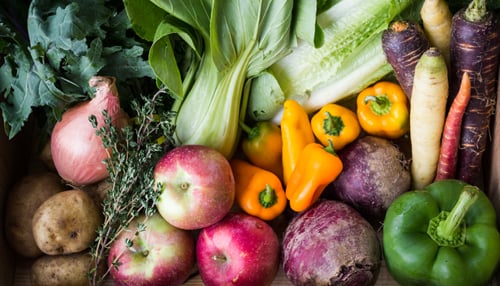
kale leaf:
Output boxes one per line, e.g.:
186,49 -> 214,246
0,0 -> 155,139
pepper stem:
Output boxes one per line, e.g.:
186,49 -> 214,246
324,139 -> 337,156
323,112 -> 344,136
438,185 -> 479,238
259,184 -> 278,208
239,121 -> 253,135
364,94 -> 392,116
427,185 -> 479,247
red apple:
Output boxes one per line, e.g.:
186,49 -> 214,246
108,213 -> 195,286
196,212 -> 280,286
154,144 -> 235,230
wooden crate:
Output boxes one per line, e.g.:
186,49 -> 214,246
2,90 -> 500,286
0,117 -> 34,285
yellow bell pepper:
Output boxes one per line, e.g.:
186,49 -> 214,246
356,81 -> 409,139
311,103 -> 361,151
230,158 -> 287,221
285,141 -> 343,212
280,99 -> 315,185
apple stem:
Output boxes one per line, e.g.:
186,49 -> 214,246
212,254 -> 227,262
127,246 -> 150,257
125,238 -> 149,257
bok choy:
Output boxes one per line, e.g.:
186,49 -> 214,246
124,0 -> 319,158
247,0 -> 424,124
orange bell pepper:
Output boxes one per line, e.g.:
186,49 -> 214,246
240,121 -> 283,180
230,158 -> 287,221
311,103 -> 361,151
280,99 -> 315,185
285,141 -> 343,212
356,81 -> 410,139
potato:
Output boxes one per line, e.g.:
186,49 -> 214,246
86,179 -> 112,208
32,189 -> 102,255
31,252 -> 100,286
39,139 -> 56,172
4,172 -> 65,257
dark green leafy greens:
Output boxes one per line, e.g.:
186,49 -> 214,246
0,0 -> 155,139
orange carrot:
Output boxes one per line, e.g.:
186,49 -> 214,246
435,72 -> 471,181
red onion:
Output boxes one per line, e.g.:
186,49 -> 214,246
51,76 -> 128,186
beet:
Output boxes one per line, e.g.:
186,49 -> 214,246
282,200 -> 381,286
325,136 -> 411,222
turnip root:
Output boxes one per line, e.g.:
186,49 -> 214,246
325,136 -> 411,222
282,200 -> 381,286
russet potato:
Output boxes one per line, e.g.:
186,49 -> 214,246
32,189 -> 102,255
4,172 -> 65,257
86,179 -> 111,208
31,251 -> 102,286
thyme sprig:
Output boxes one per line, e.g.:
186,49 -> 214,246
87,88 -> 175,285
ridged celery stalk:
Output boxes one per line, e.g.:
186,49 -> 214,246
247,0 -> 422,124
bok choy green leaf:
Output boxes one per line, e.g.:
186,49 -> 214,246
126,0 -> 318,157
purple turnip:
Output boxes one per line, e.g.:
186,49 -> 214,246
324,136 -> 411,222
282,200 -> 381,286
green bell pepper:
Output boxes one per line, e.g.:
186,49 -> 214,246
383,179 -> 500,286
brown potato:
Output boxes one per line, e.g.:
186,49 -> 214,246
39,139 -> 56,172
4,172 -> 65,257
32,189 -> 102,255
86,179 -> 112,208
31,252 -> 101,286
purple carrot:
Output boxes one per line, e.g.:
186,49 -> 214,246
382,20 -> 430,99
450,0 -> 500,186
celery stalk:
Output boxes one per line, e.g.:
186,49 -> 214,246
248,0 -> 422,123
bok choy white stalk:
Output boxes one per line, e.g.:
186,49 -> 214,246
247,0 -> 423,124
124,0 -> 318,158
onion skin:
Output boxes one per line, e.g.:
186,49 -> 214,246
51,76 -> 128,186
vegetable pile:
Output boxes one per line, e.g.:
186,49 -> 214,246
2,0 -> 500,285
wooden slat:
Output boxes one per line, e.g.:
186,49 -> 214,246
14,257 -> 399,285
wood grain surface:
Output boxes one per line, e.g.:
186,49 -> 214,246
12,256 -> 400,285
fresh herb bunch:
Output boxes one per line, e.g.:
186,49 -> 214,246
87,89 -> 175,285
